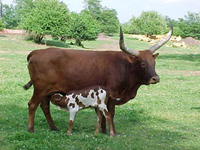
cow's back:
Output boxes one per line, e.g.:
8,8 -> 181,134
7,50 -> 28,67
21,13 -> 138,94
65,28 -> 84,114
27,48 -> 126,97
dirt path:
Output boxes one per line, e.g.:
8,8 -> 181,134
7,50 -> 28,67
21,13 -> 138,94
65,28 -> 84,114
96,33 -> 120,51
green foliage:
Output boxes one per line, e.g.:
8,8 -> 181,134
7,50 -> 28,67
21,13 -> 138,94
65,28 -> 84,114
121,22 -> 132,34
14,0 -> 35,18
165,12 -> 200,39
83,0 -> 102,20
2,4 -> 20,29
122,16 -> 141,34
19,0 -> 70,43
178,12 -> 200,39
137,11 -> 167,35
98,8 -> 119,34
83,0 -> 119,34
122,11 -> 167,35
0,19 -> 5,30
68,12 -> 99,47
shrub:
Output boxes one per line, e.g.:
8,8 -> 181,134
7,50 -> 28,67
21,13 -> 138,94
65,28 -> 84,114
68,12 -> 99,47
0,19 -> 5,31
20,0 -> 70,43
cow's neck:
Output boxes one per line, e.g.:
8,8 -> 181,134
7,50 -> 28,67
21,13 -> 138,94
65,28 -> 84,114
115,60 -> 143,105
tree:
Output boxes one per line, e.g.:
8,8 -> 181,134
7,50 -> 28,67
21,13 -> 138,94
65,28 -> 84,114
136,11 -> 167,36
0,18 -> 5,30
2,4 -> 20,29
83,0 -> 101,20
126,16 -> 141,34
14,0 -> 34,18
83,0 -> 119,34
178,12 -> 200,39
19,0 -> 70,43
122,11 -> 167,36
98,8 -> 119,34
68,12 -> 99,47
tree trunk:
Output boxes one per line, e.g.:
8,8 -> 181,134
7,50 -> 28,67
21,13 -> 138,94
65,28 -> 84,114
75,39 -> 84,48
35,34 -> 44,43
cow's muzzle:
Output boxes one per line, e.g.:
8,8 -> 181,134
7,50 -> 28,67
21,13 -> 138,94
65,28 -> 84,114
148,76 -> 160,84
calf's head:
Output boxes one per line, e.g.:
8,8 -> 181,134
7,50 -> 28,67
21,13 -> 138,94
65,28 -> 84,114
50,94 -> 67,107
119,22 -> 173,85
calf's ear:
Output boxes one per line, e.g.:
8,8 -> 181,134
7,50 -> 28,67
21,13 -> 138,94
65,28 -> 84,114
153,53 -> 159,59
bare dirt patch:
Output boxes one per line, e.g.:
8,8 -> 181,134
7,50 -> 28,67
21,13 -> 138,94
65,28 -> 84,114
182,70 -> 200,76
180,37 -> 200,46
0,58 -> 9,61
0,50 -> 31,54
97,33 -> 113,41
0,29 -> 25,35
96,33 -> 120,51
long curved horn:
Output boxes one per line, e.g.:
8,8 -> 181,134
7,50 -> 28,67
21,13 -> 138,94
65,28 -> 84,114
148,21 -> 173,53
119,27 -> 139,56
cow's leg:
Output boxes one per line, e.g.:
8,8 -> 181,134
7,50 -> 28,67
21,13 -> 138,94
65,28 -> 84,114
40,99 -> 58,131
95,108 -> 102,135
107,99 -> 117,135
101,115 -> 107,133
28,94 -> 42,132
68,110 -> 77,135
102,109 -> 115,137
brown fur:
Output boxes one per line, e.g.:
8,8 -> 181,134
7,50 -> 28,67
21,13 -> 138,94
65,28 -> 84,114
25,48 -> 160,134
75,97 -> 85,108
69,103 -> 75,108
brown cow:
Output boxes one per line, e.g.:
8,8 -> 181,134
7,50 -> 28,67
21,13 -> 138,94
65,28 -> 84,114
50,86 -> 114,137
24,23 -> 173,135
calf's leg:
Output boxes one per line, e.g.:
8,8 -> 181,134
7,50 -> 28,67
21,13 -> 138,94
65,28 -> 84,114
101,98 -> 117,135
102,109 -> 115,137
68,110 -> 77,135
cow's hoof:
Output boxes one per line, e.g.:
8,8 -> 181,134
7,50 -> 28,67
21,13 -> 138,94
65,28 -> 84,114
67,132 -> 72,136
114,132 -> 120,137
51,127 -> 59,132
28,128 -> 34,133
101,129 -> 108,134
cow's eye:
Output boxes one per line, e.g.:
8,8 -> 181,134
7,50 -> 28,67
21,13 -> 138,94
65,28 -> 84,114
141,62 -> 146,68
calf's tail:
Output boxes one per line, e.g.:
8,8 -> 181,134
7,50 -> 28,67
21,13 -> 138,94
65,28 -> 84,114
23,81 -> 32,90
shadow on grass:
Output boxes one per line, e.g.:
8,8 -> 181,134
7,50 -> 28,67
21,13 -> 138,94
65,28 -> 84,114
0,35 -> 6,37
191,107 -> 200,110
42,40 -> 70,48
1,103 -> 199,150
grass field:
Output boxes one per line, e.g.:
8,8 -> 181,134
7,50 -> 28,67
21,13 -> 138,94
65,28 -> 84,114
0,34 -> 200,150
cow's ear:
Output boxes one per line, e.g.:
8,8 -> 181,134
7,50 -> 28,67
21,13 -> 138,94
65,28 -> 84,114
127,56 -> 136,63
153,53 -> 159,59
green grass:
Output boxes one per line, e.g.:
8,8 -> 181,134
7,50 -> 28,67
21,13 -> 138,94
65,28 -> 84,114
0,34 -> 200,150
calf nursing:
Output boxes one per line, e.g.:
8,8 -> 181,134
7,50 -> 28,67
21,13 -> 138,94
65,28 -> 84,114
50,86 -> 115,137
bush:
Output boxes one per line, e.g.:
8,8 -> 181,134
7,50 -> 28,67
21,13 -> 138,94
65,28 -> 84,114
98,8 -> 119,34
3,4 -> 20,29
136,11 -> 167,35
83,0 -> 119,34
68,12 -> 99,47
0,19 -> 5,31
122,11 -> 167,36
20,0 -> 70,43
178,12 -> 200,39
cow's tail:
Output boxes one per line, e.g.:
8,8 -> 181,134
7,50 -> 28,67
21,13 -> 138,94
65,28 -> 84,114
23,52 -> 33,90
23,81 -> 32,90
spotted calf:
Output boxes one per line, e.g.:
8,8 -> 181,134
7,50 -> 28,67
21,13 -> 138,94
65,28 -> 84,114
50,87 -> 115,137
